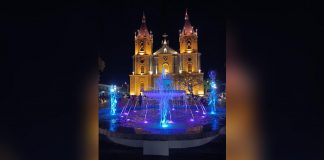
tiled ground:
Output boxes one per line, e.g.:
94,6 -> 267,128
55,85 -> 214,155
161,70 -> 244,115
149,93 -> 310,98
99,134 -> 225,160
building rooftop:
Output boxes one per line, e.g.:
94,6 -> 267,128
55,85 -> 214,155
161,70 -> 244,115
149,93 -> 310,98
153,34 -> 178,55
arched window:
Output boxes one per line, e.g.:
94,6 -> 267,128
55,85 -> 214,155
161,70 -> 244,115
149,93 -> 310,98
188,63 -> 192,72
187,40 -> 191,49
162,63 -> 169,73
141,66 -> 144,73
140,41 -> 144,51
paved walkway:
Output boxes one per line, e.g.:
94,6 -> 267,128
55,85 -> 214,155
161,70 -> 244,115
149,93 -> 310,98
99,134 -> 225,160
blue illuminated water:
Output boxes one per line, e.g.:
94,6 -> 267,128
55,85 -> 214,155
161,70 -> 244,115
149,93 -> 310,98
208,71 -> 217,115
100,69 -> 225,135
155,67 -> 175,128
109,85 -> 117,116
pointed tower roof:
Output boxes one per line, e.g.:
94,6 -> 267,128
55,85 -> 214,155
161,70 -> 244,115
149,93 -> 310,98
181,9 -> 194,35
137,12 -> 151,38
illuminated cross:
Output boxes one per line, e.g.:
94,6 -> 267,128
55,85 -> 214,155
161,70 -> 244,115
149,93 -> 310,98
162,33 -> 168,45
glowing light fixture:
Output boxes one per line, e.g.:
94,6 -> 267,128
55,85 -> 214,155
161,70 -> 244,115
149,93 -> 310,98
161,124 -> 168,128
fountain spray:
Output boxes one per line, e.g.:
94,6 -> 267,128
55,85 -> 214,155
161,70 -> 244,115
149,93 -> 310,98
208,71 -> 217,115
109,85 -> 117,116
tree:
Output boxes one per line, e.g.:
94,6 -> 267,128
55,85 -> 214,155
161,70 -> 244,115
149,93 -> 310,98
173,71 -> 203,95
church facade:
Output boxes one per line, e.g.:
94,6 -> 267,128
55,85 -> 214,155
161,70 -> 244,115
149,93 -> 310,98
129,11 -> 204,96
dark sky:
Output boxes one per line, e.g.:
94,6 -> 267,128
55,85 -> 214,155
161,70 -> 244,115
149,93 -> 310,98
98,1 -> 225,85
1,2 -> 225,159
1,1 -> 323,160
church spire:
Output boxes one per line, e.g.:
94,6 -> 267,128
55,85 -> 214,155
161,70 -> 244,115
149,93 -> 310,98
179,9 -> 198,54
135,12 -> 153,55
142,12 -> 146,23
185,8 -> 189,20
182,9 -> 194,35
137,11 -> 150,38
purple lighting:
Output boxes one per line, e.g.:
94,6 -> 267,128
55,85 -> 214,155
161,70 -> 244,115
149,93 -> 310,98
104,106 -> 221,135
100,103 -> 226,136
142,67 -> 187,128
106,86 -> 223,134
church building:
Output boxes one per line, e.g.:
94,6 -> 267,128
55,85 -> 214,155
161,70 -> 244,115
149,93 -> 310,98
129,10 -> 204,96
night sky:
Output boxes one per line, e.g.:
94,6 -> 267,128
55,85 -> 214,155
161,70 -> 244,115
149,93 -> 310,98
1,1 -> 323,160
98,1 -> 225,85
1,1 -> 225,159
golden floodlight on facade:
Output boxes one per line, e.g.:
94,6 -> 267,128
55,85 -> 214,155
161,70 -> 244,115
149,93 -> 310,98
129,10 -> 204,95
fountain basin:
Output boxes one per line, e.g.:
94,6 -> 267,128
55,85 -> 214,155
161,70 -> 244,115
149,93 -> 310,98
99,104 -> 226,156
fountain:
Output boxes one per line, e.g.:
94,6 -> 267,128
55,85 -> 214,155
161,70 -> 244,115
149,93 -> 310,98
99,70 -> 225,156
109,85 -> 117,116
208,71 -> 217,115
143,67 -> 185,128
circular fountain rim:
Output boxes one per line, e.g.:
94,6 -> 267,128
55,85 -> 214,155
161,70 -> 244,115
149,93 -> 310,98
100,127 -> 220,141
